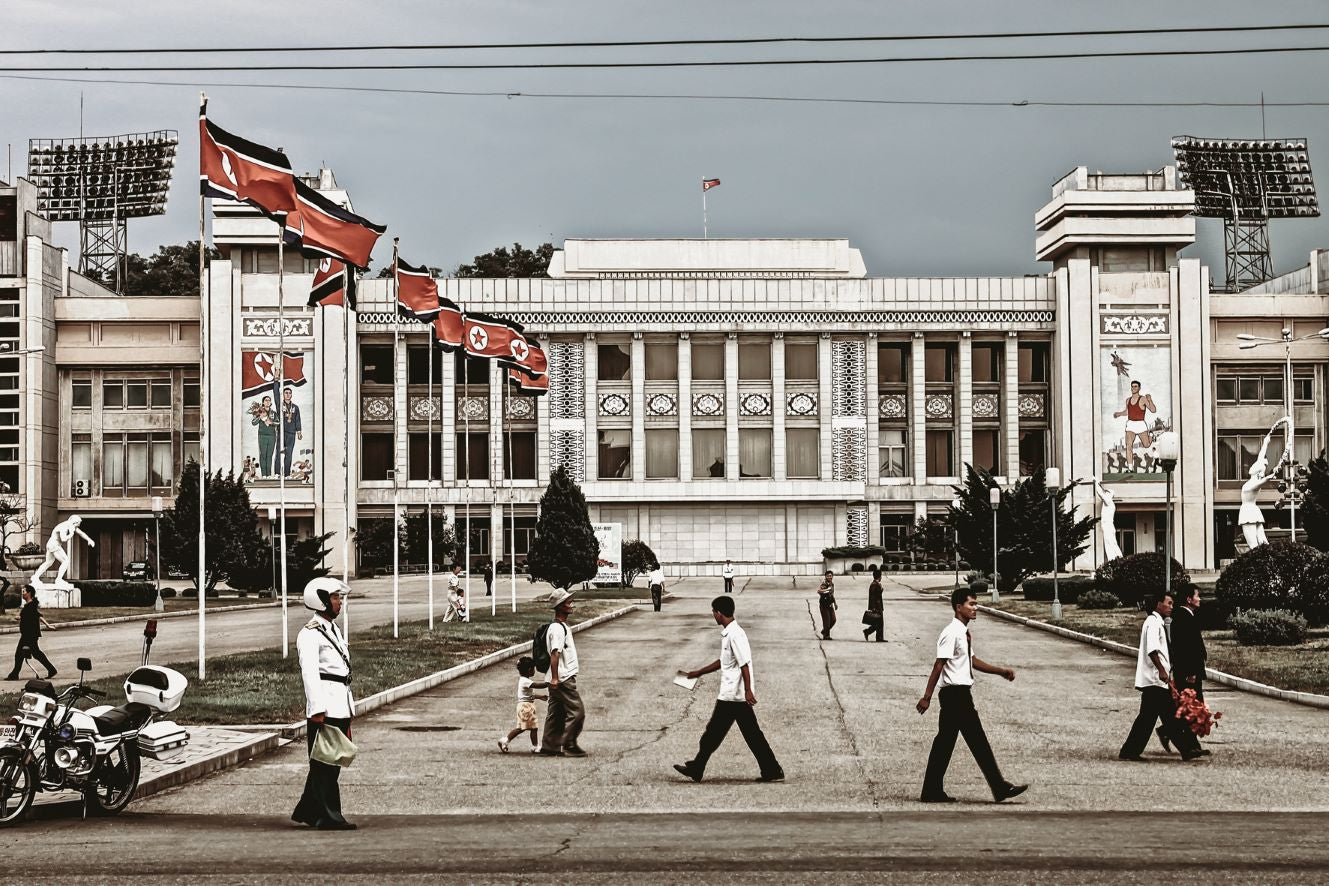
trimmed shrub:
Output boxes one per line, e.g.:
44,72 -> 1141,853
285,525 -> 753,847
14,542 -> 42,556
1214,541 -> 1328,625
1021,574 -> 1094,605
821,545 -> 886,559
1095,553 -> 1189,608
181,588 -> 221,599
1230,608 -> 1308,646
160,588 -> 177,599
76,581 -> 157,607
2,592 -> 18,610
1077,589 -> 1121,609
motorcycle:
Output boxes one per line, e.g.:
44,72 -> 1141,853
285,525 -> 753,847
0,656 -> 189,826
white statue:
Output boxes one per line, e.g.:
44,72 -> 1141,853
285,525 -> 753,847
29,515 -> 95,589
1238,419 -> 1290,549
1093,478 -> 1124,561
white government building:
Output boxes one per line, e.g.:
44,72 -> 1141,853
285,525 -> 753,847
3,162 -> 1327,578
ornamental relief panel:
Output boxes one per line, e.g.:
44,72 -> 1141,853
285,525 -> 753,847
546,341 -> 585,420
831,340 -> 867,417
598,392 -> 631,417
846,505 -> 869,547
361,395 -> 393,422
1100,314 -> 1169,335
549,430 -> 585,483
1018,393 -> 1046,418
787,392 -> 818,417
739,392 -> 772,416
646,392 -> 678,416
457,396 -> 488,422
924,393 -> 954,420
972,393 -> 1000,420
243,316 -> 313,338
692,392 -> 724,417
832,427 -> 867,481
505,395 -> 536,420
877,394 -> 907,420
408,395 -> 442,422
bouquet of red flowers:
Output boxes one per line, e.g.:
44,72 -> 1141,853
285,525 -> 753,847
1172,687 -> 1222,737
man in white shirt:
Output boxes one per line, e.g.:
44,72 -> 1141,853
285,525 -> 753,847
673,596 -> 784,783
722,560 -> 735,594
443,565 -> 463,623
648,564 -> 666,612
539,590 -> 587,757
1119,591 -> 1206,761
916,583 -> 1027,803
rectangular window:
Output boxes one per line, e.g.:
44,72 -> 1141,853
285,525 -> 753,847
644,342 -> 678,381
1018,342 -> 1050,383
926,429 -> 953,477
880,514 -> 913,553
1215,377 -> 1236,402
924,345 -> 954,383
72,435 -> 91,495
103,380 -> 124,408
692,428 -> 726,478
597,343 -> 631,381
504,431 -> 537,480
150,437 -> 172,488
972,344 -> 1001,384
126,434 -> 149,488
878,344 -> 909,384
456,432 -> 490,480
455,352 -> 490,386
785,341 -> 818,380
127,381 -> 149,408
973,429 -> 1000,474
361,432 -> 394,481
691,343 -> 724,381
1262,374 -> 1284,405
361,345 -> 394,384
1217,433 -> 1316,480
183,432 -> 199,466
738,341 -> 771,380
151,379 -> 172,408
183,376 -> 200,407
1294,374 -> 1314,403
786,428 -> 819,479
1238,378 -> 1260,402
103,436 -> 124,492
407,345 -> 444,385
1019,429 -> 1047,476
879,428 -> 907,478
738,428 -> 772,477
597,429 -> 631,479
408,432 -> 443,481
72,379 -> 92,409
645,429 -> 679,479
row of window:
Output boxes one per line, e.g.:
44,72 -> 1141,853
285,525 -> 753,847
877,342 -> 1050,386
878,428 -> 1048,478
597,341 -> 820,382
361,432 -> 537,482
70,432 -> 199,496
362,347 -> 493,387
1214,373 -> 1313,406
1216,432 -> 1314,481
71,377 -> 200,410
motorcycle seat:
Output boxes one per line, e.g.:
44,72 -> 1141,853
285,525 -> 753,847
92,702 -> 153,736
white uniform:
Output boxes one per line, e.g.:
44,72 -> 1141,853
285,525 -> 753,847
297,615 -> 355,719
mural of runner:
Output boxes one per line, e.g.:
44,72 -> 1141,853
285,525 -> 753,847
1100,346 -> 1171,481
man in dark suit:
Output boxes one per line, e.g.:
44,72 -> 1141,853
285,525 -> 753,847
1171,584 -> 1207,699
6,586 -> 56,680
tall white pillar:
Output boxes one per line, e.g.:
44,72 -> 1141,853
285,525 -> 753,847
958,332 -> 973,474
631,333 -> 645,481
911,333 -> 927,479
1004,331 -> 1019,481
772,333 -> 787,481
678,334 -> 693,481
725,333 -> 739,481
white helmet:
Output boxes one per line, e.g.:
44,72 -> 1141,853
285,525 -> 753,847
302,577 -> 350,613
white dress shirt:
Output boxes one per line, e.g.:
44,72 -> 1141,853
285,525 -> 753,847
717,620 -> 754,702
297,615 -> 354,719
935,617 -> 974,688
546,620 -> 579,680
722,564 -> 735,579
1135,611 -> 1171,689
648,567 -> 665,586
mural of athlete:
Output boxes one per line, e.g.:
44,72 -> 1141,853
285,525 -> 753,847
278,386 -> 303,478
250,395 -> 277,477
1113,380 -> 1156,472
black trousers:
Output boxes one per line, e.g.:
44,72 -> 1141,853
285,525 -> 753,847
688,700 -> 782,778
293,717 -> 352,827
1120,686 -> 1198,757
7,636 -> 54,679
820,602 -> 837,638
650,584 -> 663,612
1177,676 -> 1205,701
922,685 -> 1007,798
863,611 -> 884,641
541,677 -> 585,752
723,577 -> 734,594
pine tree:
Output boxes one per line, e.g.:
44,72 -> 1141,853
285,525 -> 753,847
158,460 -> 267,595
404,509 -> 457,568
1302,450 -> 1329,552
527,465 -> 600,590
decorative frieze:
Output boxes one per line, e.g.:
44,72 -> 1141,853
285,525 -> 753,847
877,394 -> 907,420
1018,393 -> 1046,418
243,316 -> 313,337
457,396 -> 488,422
1101,313 -> 1169,335
546,341 -> 585,419
646,392 -> 678,416
361,395 -> 393,422
739,392 -> 773,417
831,340 -> 867,418
549,430 -> 585,483
846,505 -> 869,547
925,393 -> 954,420
408,395 -> 441,422
692,392 -> 724,417
972,393 -> 1000,420
787,391 -> 818,417
506,395 -> 536,420
598,392 -> 630,417
831,427 -> 867,481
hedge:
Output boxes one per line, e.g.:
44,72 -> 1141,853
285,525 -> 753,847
1021,575 -> 1094,605
75,581 -> 158,607
1095,553 -> 1189,608
1214,542 -> 1328,626
821,545 -> 886,559
1077,589 -> 1120,610
1230,609 -> 1308,646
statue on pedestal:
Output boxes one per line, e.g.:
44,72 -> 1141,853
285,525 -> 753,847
1093,478 -> 1124,561
1238,418 -> 1290,549
29,515 -> 95,590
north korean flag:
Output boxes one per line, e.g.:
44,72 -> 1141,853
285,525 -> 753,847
507,367 -> 548,396
463,312 -> 525,361
241,351 -> 308,398
283,178 -> 386,269
499,339 -> 547,379
307,257 -> 356,310
432,296 -> 464,352
199,100 -> 298,218
395,258 -> 442,321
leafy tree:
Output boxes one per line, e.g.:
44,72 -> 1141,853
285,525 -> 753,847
909,516 -> 955,564
1302,450 -> 1329,552
949,464 -> 1097,595
454,242 -> 553,278
527,465 -> 599,590
354,517 -> 405,569
621,539 -> 659,587
403,509 -> 457,568
0,483 -> 32,614
157,461 -> 267,595
102,241 -> 220,296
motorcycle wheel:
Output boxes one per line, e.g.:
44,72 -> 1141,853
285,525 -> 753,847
86,744 -> 141,816
0,747 -> 38,827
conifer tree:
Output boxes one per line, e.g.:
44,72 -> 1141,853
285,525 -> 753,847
527,465 -> 600,590
158,460 -> 267,595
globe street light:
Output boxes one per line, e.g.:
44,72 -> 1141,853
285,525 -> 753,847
950,497 -> 962,591
989,486 -> 1002,603
1153,432 -> 1181,602
1046,467 -> 1062,620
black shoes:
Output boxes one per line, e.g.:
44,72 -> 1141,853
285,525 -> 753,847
1118,754 -> 1147,762
673,763 -> 702,783
995,783 -> 1028,803
316,820 -> 358,831
756,770 -> 785,782
920,792 -> 957,803
1156,727 -> 1173,754
536,748 -> 565,757
1181,748 -> 1212,761
563,746 -> 588,758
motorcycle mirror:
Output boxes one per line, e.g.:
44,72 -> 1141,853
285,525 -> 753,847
76,657 -> 92,672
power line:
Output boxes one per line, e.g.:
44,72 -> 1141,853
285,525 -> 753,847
7,73 -> 1329,110
3,22 -> 1328,55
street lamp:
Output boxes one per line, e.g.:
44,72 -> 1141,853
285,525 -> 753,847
1154,432 -> 1180,603
0,344 -> 45,356
1236,326 -> 1329,540
989,486 -> 1002,603
1046,467 -> 1062,620
950,497 -> 962,591
266,505 -> 278,609
151,495 -> 164,613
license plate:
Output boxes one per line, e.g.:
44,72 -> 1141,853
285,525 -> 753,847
0,725 -> 16,742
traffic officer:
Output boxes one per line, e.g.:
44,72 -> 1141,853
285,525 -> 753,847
292,577 -> 357,831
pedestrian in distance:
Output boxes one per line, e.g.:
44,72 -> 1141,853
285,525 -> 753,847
817,570 -> 837,640
6,586 -> 56,680
499,656 -> 548,754
292,577 -> 357,831
539,590 -> 588,757
917,583 -> 1028,803
674,595 -> 784,783
648,562 -> 666,612
863,564 -> 885,642
722,559 -> 735,594
1119,591 -> 1207,762
483,561 -> 494,597
443,565 -> 464,622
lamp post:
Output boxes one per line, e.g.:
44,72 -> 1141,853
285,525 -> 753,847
989,486 -> 1002,603
1236,326 -> 1329,540
0,345 -> 46,356
151,495 -> 163,613
1154,432 -> 1180,603
1046,467 -> 1062,620
266,505 -> 278,611
950,497 -> 962,591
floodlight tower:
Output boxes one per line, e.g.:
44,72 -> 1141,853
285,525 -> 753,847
25,131 -> 178,292
1171,136 -> 1319,291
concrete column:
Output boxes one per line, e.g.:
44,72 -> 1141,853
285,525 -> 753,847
631,334 -> 645,482
490,502 -> 504,569
865,334 -> 880,483
725,333 -> 739,481
536,337 -> 551,484
394,330 -> 408,483
441,346 -> 457,483
772,334 -> 787,481
911,333 -> 927,479
1176,259 -> 1214,568
678,334 -> 692,481
1004,331 -> 1019,480
818,334 -> 833,479
584,335 -> 598,481
958,332 -> 973,475
489,359 -> 503,481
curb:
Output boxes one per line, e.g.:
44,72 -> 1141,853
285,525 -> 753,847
0,601 -> 280,634
136,731 -> 282,801
976,601 -> 1329,711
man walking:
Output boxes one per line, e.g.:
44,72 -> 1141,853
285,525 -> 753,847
1171,585 -> 1207,700
917,584 -> 1027,803
674,596 -> 783,783
539,590 -> 587,758
817,570 -> 837,639
483,561 -> 494,598
722,559 -> 735,594
648,562 -> 666,612
1119,592 -> 1206,762
6,586 -> 57,680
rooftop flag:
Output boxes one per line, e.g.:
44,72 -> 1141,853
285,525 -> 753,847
199,100 -> 298,218
307,257 -> 356,310
284,178 -> 386,269
394,258 -> 442,321
507,366 -> 549,396
463,312 -> 526,361
702,178 -> 721,191
499,339 -> 548,380
432,296 -> 465,352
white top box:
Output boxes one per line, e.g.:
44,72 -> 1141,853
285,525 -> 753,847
124,666 -> 188,713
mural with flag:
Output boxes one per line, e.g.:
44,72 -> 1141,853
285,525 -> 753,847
240,350 -> 314,485
199,101 -> 298,218
463,312 -> 526,361
283,178 -> 385,269
308,257 -> 356,309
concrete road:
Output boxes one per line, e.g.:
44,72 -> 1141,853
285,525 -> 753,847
6,575 -> 1328,879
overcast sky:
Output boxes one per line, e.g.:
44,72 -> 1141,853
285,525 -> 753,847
4,0 -> 1329,280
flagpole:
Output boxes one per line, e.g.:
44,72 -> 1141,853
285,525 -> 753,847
196,92 -> 208,682
391,238 -> 400,639
342,295 -> 352,641
493,378 -> 501,618
702,178 -> 708,239
276,214 -> 290,657
463,360 -> 471,622
506,376 -> 517,613
427,316 -> 435,631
